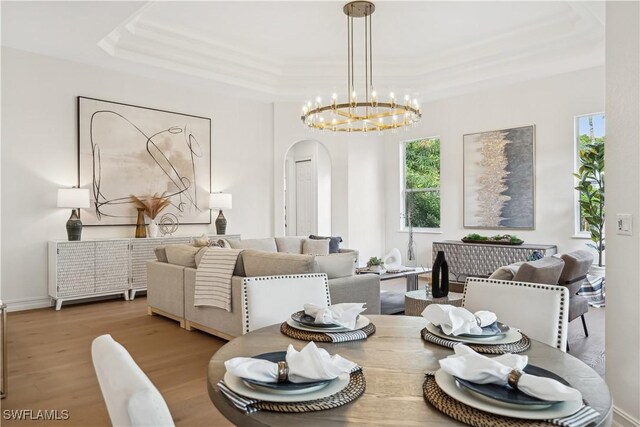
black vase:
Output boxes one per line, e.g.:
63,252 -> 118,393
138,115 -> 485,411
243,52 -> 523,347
431,251 -> 449,298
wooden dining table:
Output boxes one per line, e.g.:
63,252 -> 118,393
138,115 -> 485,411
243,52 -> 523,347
207,315 -> 612,426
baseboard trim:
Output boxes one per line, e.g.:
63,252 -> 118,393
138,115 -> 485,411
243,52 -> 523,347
614,406 -> 640,427
4,297 -> 52,312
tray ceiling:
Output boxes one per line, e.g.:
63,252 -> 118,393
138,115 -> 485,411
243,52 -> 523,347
2,1 -> 605,101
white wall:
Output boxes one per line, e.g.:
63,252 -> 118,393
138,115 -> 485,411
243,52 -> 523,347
1,47 -> 274,310
604,2 -> 640,424
383,66 -> 605,265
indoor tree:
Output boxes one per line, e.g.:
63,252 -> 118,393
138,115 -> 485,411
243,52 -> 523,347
574,137 -> 605,267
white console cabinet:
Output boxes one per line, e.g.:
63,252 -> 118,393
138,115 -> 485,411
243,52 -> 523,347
48,234 -> 239,309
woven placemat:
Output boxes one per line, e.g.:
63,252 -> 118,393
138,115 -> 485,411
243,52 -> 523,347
420,328 -> 531,354
254,369 -> 366,412
423,375 -> 553,427
281,322 -> 376,342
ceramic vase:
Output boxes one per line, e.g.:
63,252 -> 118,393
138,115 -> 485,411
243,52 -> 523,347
134,208 -> 147,238
148,219 -> 159,238
431,250 -> 449,298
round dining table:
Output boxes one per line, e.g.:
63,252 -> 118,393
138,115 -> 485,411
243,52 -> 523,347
207,315 -> 612,426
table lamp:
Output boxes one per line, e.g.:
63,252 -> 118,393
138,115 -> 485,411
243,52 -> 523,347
209,193 -> 232,235
57,188 -> 90,241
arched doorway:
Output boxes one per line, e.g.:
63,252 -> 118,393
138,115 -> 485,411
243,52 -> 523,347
284,140 -> 331,236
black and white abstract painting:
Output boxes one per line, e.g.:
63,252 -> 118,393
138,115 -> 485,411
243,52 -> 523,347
78,97 -> 211,225
463,125 -> 535,229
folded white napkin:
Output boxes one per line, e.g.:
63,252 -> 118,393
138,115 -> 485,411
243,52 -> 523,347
439,345 -> 582,402
422,304 -> 497,336
225,341 -> 357,383
304,303 -> 366,330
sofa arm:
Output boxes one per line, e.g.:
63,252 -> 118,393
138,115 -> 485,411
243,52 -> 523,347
146,261 -> 185,318
329,274 -> 380,314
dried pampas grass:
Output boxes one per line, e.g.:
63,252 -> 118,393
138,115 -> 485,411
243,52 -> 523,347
130,193 -> 171,219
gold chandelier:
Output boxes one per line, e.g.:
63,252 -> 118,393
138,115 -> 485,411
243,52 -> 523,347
301,1 -> 421,133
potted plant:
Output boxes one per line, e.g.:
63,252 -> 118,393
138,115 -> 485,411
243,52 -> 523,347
574,138 -> 605,276
367,256 -> 385,273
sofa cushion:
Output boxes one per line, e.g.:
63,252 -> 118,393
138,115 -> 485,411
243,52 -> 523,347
227,238 -> 278,253
309,235 -> 343,254
165,244 -> 200,268
275,237 -> 304,254
154,246 -> 168,263
302,238 -> 330,256
314,252 -> 357,279
559,250 -> 593,284
242,250 -> 315,277
513,257 -> 565,285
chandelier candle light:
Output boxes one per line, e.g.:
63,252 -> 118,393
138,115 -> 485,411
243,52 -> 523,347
301,1 -> 421,133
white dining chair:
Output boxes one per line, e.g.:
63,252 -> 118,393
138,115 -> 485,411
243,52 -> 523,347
242,273 -> 331,334
91,334 -> 174,427
462,278 -> 569,351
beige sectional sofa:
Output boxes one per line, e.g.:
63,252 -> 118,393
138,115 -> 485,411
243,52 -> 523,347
147,237 -> 381,340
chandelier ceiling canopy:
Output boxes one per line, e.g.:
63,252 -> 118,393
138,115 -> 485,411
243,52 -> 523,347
301,1 -> 422,133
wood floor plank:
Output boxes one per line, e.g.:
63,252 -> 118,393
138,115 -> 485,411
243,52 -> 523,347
2,297 -> 233,427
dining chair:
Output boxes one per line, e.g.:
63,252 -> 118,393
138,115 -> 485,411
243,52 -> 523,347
462,278 -> 569,351
242,273 -> 331,334
91,334 -> 174,427
558,250 -> 594,337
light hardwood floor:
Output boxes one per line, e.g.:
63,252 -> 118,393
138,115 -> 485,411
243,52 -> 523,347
2,297 -> 233,426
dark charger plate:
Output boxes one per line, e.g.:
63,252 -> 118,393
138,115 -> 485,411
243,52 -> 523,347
241,351 -> 330,390
453,321 -> 510,338
455,365 -> 571,406
291,311 -> 341,329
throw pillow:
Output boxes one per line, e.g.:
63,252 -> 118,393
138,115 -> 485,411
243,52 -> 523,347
193,233 -> 210,247
275,236 -> 304,254
242,250 -> 315,277
154,246 -> 168,263
165,244 -> 201,268
513,257 -> 565,285
309,234 -> 343,254
227,238 -> 278,252
302,238 -> 330,256
314,252 -> 357,279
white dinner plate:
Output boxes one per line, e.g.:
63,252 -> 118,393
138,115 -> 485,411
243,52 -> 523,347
242,379 -> 330,395
286,315 -> 370,333
434,370 -> 583,420
425,322 -> 523,345
224,372 -> 350,402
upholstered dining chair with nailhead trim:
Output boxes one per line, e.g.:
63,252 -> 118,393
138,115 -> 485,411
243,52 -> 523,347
462,278 -> 569,351
242,273 -> 331,334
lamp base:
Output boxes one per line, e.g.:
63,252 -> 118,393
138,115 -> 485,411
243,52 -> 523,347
66,209 -> 83,241
215,210 -> 227,235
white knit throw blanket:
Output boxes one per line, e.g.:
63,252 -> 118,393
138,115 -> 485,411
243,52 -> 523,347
194,248 -> 243,311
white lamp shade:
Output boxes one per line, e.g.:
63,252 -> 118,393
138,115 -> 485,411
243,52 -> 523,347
209,193 -> 232,210
57,188 -> 90,209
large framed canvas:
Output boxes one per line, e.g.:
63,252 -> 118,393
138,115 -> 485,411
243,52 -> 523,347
78,97 -> 211,225
463,125 -> 535,229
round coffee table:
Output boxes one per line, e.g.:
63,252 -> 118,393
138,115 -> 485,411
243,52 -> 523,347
404,290 -> 463,316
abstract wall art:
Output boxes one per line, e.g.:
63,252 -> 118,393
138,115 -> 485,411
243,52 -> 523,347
463,125 -> 535,229
78,97 -> 211,225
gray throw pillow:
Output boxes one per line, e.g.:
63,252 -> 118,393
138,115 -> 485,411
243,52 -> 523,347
309,235 -> 343,254
513,257 -> 565,285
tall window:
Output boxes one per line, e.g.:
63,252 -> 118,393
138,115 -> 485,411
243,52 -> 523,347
401,137 -> 441,229
575,113 -> 605,234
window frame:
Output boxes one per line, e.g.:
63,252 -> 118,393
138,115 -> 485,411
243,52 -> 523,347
573,112 -> 605,237
400,136 -> 442,232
